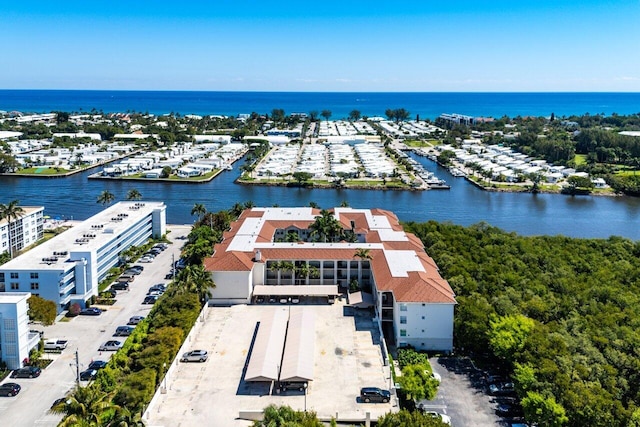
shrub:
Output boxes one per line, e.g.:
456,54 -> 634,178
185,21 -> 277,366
67,303 -> 81,317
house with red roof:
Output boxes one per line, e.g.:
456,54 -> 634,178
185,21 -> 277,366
203,207 -> 456,352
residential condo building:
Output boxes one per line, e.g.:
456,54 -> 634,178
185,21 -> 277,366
0,292 -> 39,370
0,202 -> 166,313
1,206 -> 44,257
204,207 -> 456,352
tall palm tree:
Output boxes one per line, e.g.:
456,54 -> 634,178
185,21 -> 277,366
191,203 -> 206,221
126,189 -> 142,201
50,385 -> 119,426
0,200 -> 25,259
96,190 -> 115,206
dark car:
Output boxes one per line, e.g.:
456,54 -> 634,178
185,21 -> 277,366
127,315 -> 145,325
79,369 -> 98,381
51,397 -> 68,409
149,283 -> 166,292
489,382 -> 515,396
142,295 -> 158,304
359,387 -> 391,403
496,400 -> 524,417
88,360 -> 108,370
111,282 -> 130,291
11,366 -> 42,378
0,382 -> 21,396
79,307 -> 102,316
124,268 -> 142,276
101,289 -> 117,298
114,325 -> 135,336
278,381 -> 307,392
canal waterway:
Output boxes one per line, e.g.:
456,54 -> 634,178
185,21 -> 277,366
2,155 -> 640,240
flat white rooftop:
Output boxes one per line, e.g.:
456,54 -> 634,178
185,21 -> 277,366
1,201 -> 165,271
0,292 -> 31,304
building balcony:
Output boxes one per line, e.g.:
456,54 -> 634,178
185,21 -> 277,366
59,282 -> 75,295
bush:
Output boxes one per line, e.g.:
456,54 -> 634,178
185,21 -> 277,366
67,303 -> 81,317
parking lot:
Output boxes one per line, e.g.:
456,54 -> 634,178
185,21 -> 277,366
425,356 -> 513,427
146,301 -> 395,426
0,225 -> 190,427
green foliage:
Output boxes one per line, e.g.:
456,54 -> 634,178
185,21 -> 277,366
27,295 -> 57,325
436,150 -> 456,166
398,364 -> 439,401
522,391 -> 569,427
377,409 -> 449,426
253,405 -> 324,427
114,368 -> 157,413
292,171 -> 313,185
488,314 -> 535,364
403,220 -> 640,426
397,348 -> 429,369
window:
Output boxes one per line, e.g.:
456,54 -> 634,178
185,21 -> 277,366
0,272 -> 4,282
422,316 -> 425,320
399,304 -> 407,312
31,283 -> 39,290
30,272 -> 39,279
400,316 -> 407,324
10,282 -> 19,290
400,329 -> 407,337
10,272 -> 19,279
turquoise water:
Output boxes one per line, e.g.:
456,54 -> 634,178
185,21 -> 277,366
1,90 -> 639,119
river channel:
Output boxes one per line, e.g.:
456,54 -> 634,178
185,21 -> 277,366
2,155 -> 640,240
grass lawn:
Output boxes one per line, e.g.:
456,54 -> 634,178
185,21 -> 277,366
18,167 -> 66,175
615,169 -> 640,177
574,154 -> 587,166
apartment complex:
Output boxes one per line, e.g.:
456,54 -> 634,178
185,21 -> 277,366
0,202 -> 166,313
204,207 -> 456,352
0,292 -> 39,370
1,206 -> 44,257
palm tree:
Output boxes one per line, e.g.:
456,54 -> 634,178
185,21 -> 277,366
96,190 -> 115,206
126,189 -> 142,201
0,200 -> 25,259
191,203 -> 206,221
178,264 -> 215,304
74,152 -> 84,166
50,385 -> 119,426
354,248 -> 372,261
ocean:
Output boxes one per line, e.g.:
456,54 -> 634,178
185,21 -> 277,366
1,90 -> 639,120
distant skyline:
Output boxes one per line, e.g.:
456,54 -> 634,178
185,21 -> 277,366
2,1 -> 639,92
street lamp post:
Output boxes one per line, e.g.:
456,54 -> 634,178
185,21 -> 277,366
303,382 -> 308,412
161,362 -> 167,394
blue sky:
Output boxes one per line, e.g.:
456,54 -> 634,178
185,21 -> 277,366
1,1 -> 639,91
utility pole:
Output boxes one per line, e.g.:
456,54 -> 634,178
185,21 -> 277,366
172,253 -> 176,281
75,349 -> 80,386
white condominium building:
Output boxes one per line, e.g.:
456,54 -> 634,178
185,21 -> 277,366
204,207 -> 456,352
1,206 -> 44,257
0,202 -> 166,313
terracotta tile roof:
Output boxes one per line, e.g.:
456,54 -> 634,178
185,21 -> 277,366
203,207 -> 456,304
204,251 -> 254,272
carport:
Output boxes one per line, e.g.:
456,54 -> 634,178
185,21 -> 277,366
245,309 -> 288,382
279,307 -> 315,382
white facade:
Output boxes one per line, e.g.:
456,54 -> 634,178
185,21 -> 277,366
0,206 -> 44,257
394,302 -> 454,351
0,292 -> 39,370
0,202 -> 166,313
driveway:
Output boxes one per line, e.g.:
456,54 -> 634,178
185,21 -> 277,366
0,225 -> 190,427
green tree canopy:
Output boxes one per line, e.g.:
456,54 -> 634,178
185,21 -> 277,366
28,295 -> 57,325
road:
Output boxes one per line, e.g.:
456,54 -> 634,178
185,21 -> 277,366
0,225 -> 190,427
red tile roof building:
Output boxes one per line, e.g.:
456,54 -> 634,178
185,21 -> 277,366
204,207 -> 456,351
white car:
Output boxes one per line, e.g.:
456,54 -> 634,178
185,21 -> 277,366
139,256 -> 154,263
180,350 -> 208,362
99,340 -> 123,351
425,411 -> 451,425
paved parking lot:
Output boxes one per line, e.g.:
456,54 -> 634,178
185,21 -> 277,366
146,302 -> 396,426
425,356 -> 509,427
0,225 -> 190,427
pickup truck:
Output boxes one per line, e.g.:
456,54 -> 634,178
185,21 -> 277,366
44,339 -> 68,351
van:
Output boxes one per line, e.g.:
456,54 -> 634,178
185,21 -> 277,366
118,274 -> 135,283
